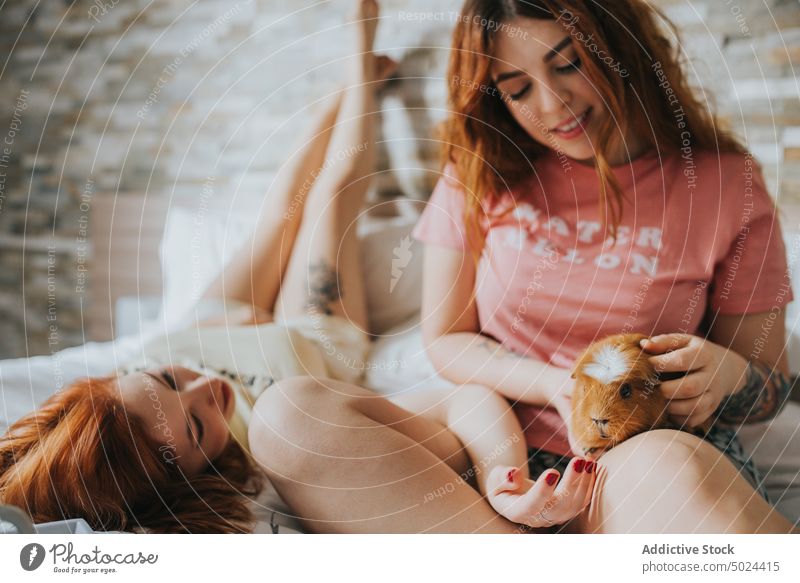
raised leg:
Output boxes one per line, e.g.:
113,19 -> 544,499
201,91 -> 344,314
203,0 -> 397,328
272,0 -> 387,331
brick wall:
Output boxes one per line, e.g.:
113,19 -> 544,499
0,0 -> 797,358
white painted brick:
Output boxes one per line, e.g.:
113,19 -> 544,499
784,127 -> 800,148
750,143 -> 783,165
661,3 -> 711,26
734,78 -> 800,100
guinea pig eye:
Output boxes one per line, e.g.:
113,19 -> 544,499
619,383 -> 633,399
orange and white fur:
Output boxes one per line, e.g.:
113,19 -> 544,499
570,333 -> 710,459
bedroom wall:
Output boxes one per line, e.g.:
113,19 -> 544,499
0,0 -> 797,358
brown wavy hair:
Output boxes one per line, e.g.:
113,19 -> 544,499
0,377 -> 265,533
442,0 -> 747,253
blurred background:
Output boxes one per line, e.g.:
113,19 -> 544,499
0,0 -> 798,358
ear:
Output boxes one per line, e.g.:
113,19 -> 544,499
570,371 -> 576,379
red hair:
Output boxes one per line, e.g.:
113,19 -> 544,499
0,377 -> 264,533
442,0 -> 748,254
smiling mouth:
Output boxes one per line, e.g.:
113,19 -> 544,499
551,107 -> 591,136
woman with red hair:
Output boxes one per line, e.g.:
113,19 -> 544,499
250,0 -> 798,533
408,0 -> 796,529
0,0 -> 396,533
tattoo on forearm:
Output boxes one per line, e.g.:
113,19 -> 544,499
305,260 -> 342,316
717,361 -> 792,424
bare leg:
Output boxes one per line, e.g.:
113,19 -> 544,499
568,429 -> 797,534
272,0 -> 385,330
250,379 -> 797,534
249,376 -> 520,533
200,53 -> 396,323
201,92 -> 344,314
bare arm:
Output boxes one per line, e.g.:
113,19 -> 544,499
389,384 -> 528,495
420,243 -> 573,408
418,243 -> 596,527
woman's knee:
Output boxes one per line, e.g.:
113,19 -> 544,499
248,376 -> 341,477
248,376 -> 379,476
599,429 -> 725,494
571,430 -> 727,532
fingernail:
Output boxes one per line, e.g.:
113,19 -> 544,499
573,459 -> 585,473
507,469 -> 516,483
585,461 -> 595,474
545,472 -> 558,486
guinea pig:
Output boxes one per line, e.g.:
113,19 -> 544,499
569,333 -> 708,458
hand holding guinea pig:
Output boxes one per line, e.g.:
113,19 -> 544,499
568,332 -> 742,458
638,333 -> 749,428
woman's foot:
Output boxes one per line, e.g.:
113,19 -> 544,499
347,0 -> 380,81
353,0 -> 379,56
485,460 -> 597,529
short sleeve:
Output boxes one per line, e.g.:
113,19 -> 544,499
412,163 -> 469,250
708,159 -> 794,314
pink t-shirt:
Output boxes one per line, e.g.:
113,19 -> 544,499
413,149 -> 794,456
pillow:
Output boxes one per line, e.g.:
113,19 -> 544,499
158,203 -> 425,336
358,212 -> 423,335
0,333 -> 149,435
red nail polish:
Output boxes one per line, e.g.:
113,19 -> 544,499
545,472 -> 558,486
585,461 -> 595,474
507,469 -> 516,483
573,459 -> 585,473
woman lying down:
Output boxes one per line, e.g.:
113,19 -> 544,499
0,1 -> 796,534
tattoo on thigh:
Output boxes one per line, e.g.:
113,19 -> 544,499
306,260 -> 342,315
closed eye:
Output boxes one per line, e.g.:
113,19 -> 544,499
556,57 -> 581,74
505,58 -> 580,101
508,84 -> 531,101
190,413 -> 204,448
156,369 -> 202,448
161,370 -> 178,391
